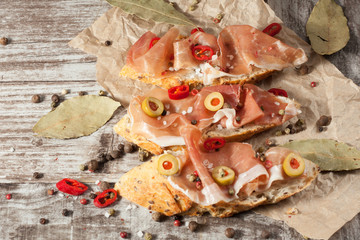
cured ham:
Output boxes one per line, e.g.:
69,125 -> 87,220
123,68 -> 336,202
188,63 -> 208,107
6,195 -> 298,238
125,25 -> 307,81
128,84 -> 299,147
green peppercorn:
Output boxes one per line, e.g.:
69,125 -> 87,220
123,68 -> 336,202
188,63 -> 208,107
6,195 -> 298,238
144,232 -> 152,240
108,208 -> 115,216
278,109 -> 285,115
99,90 -> 107,96
79,164 -> 86,171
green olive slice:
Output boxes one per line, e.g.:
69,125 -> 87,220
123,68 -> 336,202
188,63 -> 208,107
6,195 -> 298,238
141,97 -> 164,117
282,153 -> 305,177
204,92 -> 224,111
157,154 -> 179,176
212,166 -> 235,186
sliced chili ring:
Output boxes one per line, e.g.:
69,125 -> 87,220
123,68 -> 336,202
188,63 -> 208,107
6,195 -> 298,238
191,89 -> 199,95
192,45 -> 214,61
204,137 -> 225,151
268,88 -> 288,97
149,37 -> 160,49
262,23 -> 282,37
94,189 -> 117,208
56,178 -> 88,196
168,85 -> 190,100
190,27 -> 204,35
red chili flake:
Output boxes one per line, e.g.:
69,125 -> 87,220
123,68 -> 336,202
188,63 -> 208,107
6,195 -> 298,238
190,27 -> 204,35
80,198 -> 88,205
192,45 -> 214,61
6,194 -> 12,200
56,178 -> 88,196
204,137 -> 226,151
120,232 -> 128,238
262,23 -> 282,37
268,88 -> 288,97
264,160 -> 273,169
311,82 -> 317,87
94,189 -> 117,208
254,51 -> 258,58
54,158 -> 58,161
168,85 -> 190,100
191,89 -> 199,95
149,37 -> 160,49
161,71 -> 167,76
174,220 -> 181,227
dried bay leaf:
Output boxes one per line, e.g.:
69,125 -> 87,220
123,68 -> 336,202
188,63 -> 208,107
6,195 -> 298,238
106,0 -> 195,26
306,0 -> 350,55
33,95 -> 121,139
283,139 -> 360,171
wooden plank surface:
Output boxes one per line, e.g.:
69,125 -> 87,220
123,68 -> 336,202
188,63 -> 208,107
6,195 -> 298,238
1,0 -> 359,239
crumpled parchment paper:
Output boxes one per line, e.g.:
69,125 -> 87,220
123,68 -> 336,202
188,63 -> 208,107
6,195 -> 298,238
69,0 -> 360,239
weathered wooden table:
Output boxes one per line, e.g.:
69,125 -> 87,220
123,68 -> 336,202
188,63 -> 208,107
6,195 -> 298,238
1,0 -> 359,239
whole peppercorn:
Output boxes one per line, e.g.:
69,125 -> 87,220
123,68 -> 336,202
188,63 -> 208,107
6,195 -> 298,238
120,232 -> 128,238
87,160 -> 99,172
106,154 -> 114,161
99,181 -> 111,191
174,220 -> 181,227
110,150 -> 122,159
6,194 -> 12,200
316,115 -> 332,127
108,208 -> 115,216
62,209 -> 70,216
188,221 -> 198,232
139,148 -> 151,162
79,164 -> 87,171
99,90 -> 107,96
51,94 -> 60,103
144,232 -> 152,240
124,142 -> 135,153
173,215 -> 182,221
31,94 -> 41,103
80,198 -> 88,205
33,172 -> 43,179
39,218 -> 47,225
225,228 -> 235,238
311,82 -> 317,87
260,230 -> 271,239
297,64 -> 309,75
0,37 -> 9,45
47,189 -> 55,195
89,192 -> 97,199
118,143 -> 125,152
191,119 -> 197,125
97,152 -> 107,163
78,91 -> 87,96
151,212 -> 163,222
104,40 -> 112,46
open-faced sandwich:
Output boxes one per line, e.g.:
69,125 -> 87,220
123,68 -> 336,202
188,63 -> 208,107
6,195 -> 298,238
114,83 -> 301,155
120,25 -> 308,89
114,126 -> 319,217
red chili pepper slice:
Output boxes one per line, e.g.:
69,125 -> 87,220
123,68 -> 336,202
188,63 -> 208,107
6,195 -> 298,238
192,45 -> 214,61
204,137 -> 225,151
191,89 -> 199,96
264,160 -> 273,169
262,23 -> 282,37
149,37 -> 160,49
94,189 -> 117,208
56,178 -> 88,196
268,88 -> 288,97
190,27 -> 204,35
168,85 -> 190,100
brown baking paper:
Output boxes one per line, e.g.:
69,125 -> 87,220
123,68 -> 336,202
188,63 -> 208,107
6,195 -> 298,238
69,0 -> 360,239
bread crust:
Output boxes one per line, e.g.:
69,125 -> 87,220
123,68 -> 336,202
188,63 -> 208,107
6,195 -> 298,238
114,156 -> 319,218
119,65 -> 276,89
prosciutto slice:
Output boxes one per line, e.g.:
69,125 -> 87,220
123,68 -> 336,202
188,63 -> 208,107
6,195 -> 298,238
128,84 -> 299,147
218,25 -> 307,75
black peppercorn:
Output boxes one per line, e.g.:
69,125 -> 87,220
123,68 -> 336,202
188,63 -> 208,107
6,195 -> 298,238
78,91 -> 87,96
117,143 -> 125,153
51,94 -> 60,103
151,212 -> 163,222
161,110 -> 167,116
191,119 -> 197,125
40,218 -> 47,225
225,228 -> 235,238
188,221 -> 198,232
31,94 -> 41,103
235,116 -> 241,122
316,115 -> 332,127
99,181 -> 111,191
87,160 -> 99,172
260,230 -> 271,239
173,215 -> 182,221
124,142 -> 135,153
106,154 -> 114,161
62,209 -> 70,216
105,40 -> 112,46
33,172 -> 43,179
89,193 -> 97,199
110,150 -> 122,159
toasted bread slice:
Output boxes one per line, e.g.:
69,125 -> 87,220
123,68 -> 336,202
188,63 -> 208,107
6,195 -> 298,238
120,64 -> 276,90
114,155 -> 319,218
